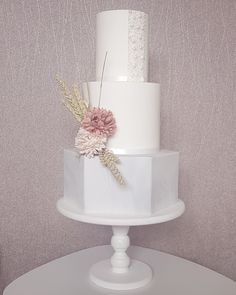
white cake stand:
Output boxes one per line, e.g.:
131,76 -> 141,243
57,198 -> 185,291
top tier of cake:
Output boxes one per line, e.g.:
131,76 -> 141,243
96,10 -> 148,82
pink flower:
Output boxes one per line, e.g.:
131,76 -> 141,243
75,128 -> 106,158
81,107 -> 116,137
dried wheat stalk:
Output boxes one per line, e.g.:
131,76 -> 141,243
56,76 -> 88,123
99,149 -> 125,185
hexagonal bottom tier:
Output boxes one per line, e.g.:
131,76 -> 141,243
64,149 -> 180,217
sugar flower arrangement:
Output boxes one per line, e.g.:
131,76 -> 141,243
56,77 -> 125,185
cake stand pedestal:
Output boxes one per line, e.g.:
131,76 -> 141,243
90,226 -> 152,290
57,198 -> 185,291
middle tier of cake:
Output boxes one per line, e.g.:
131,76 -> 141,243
83,81 -> 160,154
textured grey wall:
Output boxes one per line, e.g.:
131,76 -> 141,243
1,0 -> 235,292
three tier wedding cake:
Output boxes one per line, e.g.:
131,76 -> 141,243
62,10 -> 180,217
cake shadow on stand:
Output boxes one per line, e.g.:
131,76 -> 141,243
57,9 -> 185,291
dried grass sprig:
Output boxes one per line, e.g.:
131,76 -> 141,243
72,84 -> 88,114
99,149 -> 125,185
56,76 -> 88,123
101,149 -> 120,163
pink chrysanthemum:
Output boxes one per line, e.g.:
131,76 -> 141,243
81,107 -> 116,137
75,128 -> 106,158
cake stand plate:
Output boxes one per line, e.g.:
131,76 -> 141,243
90,259 -> 152,290
57,198 -> 185,226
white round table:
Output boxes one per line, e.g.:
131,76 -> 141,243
4,245 -> 236,295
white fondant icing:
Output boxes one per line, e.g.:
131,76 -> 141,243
83,81 -> 160,154
96,10 -> 148,82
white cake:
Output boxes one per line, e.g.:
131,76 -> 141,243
63,10 -> 180,217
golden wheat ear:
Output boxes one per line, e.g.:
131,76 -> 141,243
99,149 -> 125,185
56,76 -> 88,123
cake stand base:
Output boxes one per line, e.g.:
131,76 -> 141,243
90,259 -> 152,290
89,226 -> 152,290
